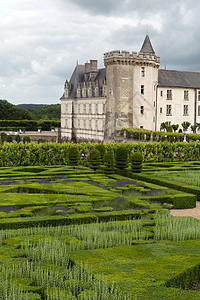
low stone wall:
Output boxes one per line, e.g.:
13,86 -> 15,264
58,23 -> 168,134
1,130 -> 60,143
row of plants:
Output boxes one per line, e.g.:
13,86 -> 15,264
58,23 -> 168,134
0,211 -> 199,299
0,120 -> 60,131
1,141 -> 200,167
121,127 -> 200,142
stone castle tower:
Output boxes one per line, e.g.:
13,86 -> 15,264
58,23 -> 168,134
104,35 -> 160,139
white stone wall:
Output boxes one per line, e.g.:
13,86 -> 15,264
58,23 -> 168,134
132,65 -> 158,130
61,97 -> 106,141
157,87 -> 200,132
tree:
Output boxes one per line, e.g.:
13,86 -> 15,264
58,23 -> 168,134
0,100 -> 33,120
160,122 -> 167,131
172,124 -> 179,132
181,121 -> 191,132
191,124 -> 198,133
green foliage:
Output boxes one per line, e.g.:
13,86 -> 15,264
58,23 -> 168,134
95,144 -> 106,162
115,146 -> 128,169
23,136 -> 31,144
6,135 -> 13,143
1,132 -> 7,142
15,135 -> 21,143
182,121 -> 191,131
68,145 -> 79,166
89,149 -> 101,170
104,150 -> 115,174
0,99 -> 33,120
130,152 -> 143,173
29,104 -> 61,120
172,124 -> 179,132
37,138 -> 48,144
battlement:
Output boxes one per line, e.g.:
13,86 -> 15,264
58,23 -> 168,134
104,50 -> 160,66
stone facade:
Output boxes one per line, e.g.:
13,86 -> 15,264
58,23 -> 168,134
60,35 -> 200,141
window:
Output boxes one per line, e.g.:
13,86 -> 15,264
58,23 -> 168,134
160,107 -> 163,114
166,104 -> 172,115
198,105 -> 200,116
141,67 -> 145,77
77,119 -> 80,128
89,104 -> 92,114
198,91 -> 200,101
160,91 -> 163,97
96,103 -> 98,114
83,120 -> 86,128
166,121 -> 171,126
183,105 -> 189,116
65,104 -> 68,113
167,90 -> 172,100
154,101 -> 155,107
184,90 -> 189,100
84,104 -> 86,114
141,85 -> 144,94
140,106 -> 144,115
89,119 -> 92,129
78,104 -> 80,114
103,103 -> 106,113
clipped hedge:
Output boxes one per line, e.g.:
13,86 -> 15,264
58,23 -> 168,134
0,210 -> 144,230
1,141 -> 200,167
0,120 -> 60,131
132,173 -> 200,203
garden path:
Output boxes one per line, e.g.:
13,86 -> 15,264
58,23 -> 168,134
170,201 -> 200,220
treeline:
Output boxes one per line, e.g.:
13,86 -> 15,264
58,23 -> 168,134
17,103 -> 61,120
0,100 -> 60,121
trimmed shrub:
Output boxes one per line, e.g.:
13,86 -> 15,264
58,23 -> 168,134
104,150 -> 115,174
1,132 -> 7,142
6,135 -> 13,143
23,136 -> 31,143
15,134 -> 21,143
131,152 -> 143,173
38,138 -> 48,144
68,145 -> 79,166
95,144 -> 106,162
89,149 -> 101,170
115,146 -> 128,169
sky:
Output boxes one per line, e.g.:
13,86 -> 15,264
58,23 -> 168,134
0,0 -> 200,105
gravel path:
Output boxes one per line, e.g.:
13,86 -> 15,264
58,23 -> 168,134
170,201 -> 200,220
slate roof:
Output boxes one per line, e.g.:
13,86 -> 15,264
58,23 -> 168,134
67,66 -> 106,99
140,35 -> 155,54
158,69 -> 200,89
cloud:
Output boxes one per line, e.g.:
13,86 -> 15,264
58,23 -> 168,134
0,0 -> 200,104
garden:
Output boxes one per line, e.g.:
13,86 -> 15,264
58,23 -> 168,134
0,158 -> 199,299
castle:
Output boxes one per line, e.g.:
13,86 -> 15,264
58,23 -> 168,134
60,35 -> 200,141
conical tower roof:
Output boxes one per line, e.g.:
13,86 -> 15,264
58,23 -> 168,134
140,35 -> 155,54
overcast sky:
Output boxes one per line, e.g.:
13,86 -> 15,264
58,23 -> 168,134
0,0 -> 200,105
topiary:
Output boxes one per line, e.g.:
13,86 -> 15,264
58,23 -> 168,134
115,146 -> 128,169
6,135 -> 13,143
131,152 -> 143,173
1,132 -> 7,142
23,136 -> 31,143
68,145 -> 79,166
95,144 -> 106,162
89,149 -> 101,170
15,135 -> 21,143
104,150 -> 115,174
